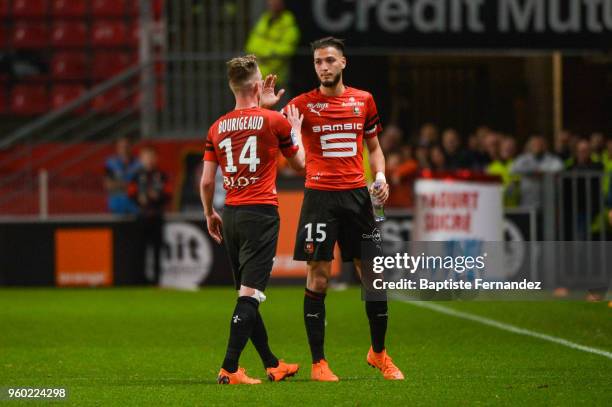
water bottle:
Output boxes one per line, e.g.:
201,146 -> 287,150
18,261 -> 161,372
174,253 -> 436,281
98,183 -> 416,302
371,180 -> 386,222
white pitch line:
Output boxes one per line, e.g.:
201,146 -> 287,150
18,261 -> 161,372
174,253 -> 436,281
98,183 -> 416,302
402,300 -> 612,361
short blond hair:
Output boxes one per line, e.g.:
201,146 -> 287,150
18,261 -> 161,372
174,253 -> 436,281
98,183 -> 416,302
226,54 -> 259,92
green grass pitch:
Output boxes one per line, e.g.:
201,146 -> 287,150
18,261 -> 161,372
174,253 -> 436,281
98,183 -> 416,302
1,287 -> 610,405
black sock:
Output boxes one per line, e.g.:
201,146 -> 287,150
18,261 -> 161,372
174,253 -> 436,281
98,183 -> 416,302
250,309 -> 279,369
304,288 -> 326,363
366,301 -> 388,353
221,296 -> 259,373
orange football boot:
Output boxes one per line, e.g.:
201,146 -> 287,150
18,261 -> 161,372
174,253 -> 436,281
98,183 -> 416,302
367,347 -> 405,380
266,360 -> 299,382
217,367 -> 262,384
311,359 -> 339,382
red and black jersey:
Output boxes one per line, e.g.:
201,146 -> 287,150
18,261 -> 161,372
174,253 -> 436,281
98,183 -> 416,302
204,106 -> 298,206
284,87 -> 382,191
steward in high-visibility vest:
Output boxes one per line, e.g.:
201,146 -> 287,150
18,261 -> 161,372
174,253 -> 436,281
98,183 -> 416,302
245,4 -> 300,87
487,159 -> 520,207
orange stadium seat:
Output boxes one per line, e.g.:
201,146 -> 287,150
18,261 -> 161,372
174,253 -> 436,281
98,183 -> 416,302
51,84 -> 86,111
51,52 -> 89,80
13,0 -> 48,18
92,21 -> 127,46
11,84 -> 49,115
92,51 -> 133,80
52,0 -> 88,17
92,0 -> 125,17
12,23 -> 48,49
51,22 -> 88,47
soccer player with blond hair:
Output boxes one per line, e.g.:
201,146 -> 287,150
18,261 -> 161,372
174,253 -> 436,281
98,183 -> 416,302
201,55 -> 305,384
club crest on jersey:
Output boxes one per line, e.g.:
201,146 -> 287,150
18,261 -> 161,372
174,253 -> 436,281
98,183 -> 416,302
305,242 -> 314,254
353,106 -> 361,116
307,102 -> 328,116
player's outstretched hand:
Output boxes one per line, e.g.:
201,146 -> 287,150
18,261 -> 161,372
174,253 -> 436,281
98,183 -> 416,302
370,181 -> 390,204
286,104 -> 303,131
260,74 -> 285,109
206,210 -> 223,244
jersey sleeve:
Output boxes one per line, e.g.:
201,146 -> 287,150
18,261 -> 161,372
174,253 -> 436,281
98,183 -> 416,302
203,127 -> 218,162
271,112 -> 299,158
280,96 -> 301,117
364,93 -> 382,139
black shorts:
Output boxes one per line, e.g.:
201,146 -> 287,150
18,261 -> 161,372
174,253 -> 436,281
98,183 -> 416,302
293,187 -> 379,262
222,205 -> 279,291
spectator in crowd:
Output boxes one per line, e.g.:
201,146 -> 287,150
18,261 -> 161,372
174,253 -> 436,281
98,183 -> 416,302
590,132 -> 605,163
511,135 -> 563,208
104,137 -> 141,215
441,128 -> 468,170
415,142 -> 430,169
563,139 -> 603,240
570,139 -> 605,172
487,137 -> 520,207
386,148 -> 419,208
128,146 -> 171,285
428,145 -> 447,172
603,137 -> 612,169
379,124 -> 403,155
482,131 -> 501,164
399,144 -> 414,162
245,0 -> 299,92
417,123 -> 439,147
465,128 -> 490,170
555,129 -> 575,166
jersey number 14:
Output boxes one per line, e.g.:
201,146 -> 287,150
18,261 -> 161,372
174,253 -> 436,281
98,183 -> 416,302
218,136 -> 260,173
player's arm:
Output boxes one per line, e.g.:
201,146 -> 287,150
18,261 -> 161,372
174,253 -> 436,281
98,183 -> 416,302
284,104 -> 305,172
365,136 -> 389,203
200,161 -> 223,244
201,136 -> 223,244
364,94 -> 389,203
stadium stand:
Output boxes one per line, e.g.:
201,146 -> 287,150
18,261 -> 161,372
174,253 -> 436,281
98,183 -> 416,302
92,0 -> 126,17
13,0 -> 49,18
92,51 -> 133,80
52,0 -> 88,17
51,84 -> 86,111
12,22 -> 48,48
2,0 -> 141,118
10,84 -> 48,115
51,22 -> 89,47
51,52 -> 89,80
92,20 -> 128,47
0,0 -> 9,18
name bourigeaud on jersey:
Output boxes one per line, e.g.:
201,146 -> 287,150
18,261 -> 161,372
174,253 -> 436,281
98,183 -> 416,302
312,123 -> 363,133
218,115 -> 264,134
